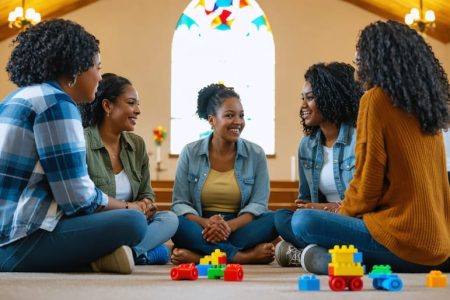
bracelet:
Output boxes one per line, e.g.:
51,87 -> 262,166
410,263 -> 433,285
125,202 -> 129,209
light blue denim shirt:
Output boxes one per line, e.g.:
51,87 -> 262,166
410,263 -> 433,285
172,134 -> 270,217
298,123 -> 356,203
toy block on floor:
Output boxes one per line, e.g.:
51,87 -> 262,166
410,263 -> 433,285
170,263 -> 198,280
207,264 -> 226,279
328,245 -> 364,291
369,265 -> 403,291
426,270 -> 447,288
224,264 -> 244,281
298,274 -> 320,291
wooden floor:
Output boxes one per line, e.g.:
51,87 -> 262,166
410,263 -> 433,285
151,180 -> 298,211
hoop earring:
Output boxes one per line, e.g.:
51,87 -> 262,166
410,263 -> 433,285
67,76 -> 77,88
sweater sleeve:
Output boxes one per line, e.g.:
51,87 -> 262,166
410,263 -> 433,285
339,88 -> 387,217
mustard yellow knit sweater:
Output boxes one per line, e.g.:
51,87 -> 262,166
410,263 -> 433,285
340,87 -> 450,266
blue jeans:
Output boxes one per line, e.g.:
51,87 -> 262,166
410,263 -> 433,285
274,209 -> 308,249
172,211 -> 278,261
0,209 -> 147,272
291,209 -> 450,273
133,211 -> 179,257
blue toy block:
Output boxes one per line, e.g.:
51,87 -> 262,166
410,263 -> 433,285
353,252 -> 363,263
298,274 -> 320,291
196,264 -> 211,276
369,273 -> 403,291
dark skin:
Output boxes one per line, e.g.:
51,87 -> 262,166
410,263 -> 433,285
296,81 -> 341,213
96,85 -> 155,219
171,97 -> 275,265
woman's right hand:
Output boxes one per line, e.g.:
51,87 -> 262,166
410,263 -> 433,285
202,215 -> 231,243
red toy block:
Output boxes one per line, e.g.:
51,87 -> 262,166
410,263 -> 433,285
170,263 -> 198,280
224,264 -> 244,281
218,255 -> 227,265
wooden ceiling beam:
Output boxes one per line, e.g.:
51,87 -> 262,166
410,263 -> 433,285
342,0 -> 450,44
0,0 -> 98,44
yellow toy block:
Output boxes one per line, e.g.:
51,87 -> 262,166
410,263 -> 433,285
426,270 -> 447,288
199,255 -> 211,265
328,245 -> 364,276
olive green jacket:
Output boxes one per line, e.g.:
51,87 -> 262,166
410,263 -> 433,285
84,126 -> 155,202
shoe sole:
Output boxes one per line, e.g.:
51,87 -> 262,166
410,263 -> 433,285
300,243 -> 318,273
115,246 -> 134,274
274,240 -> 289,267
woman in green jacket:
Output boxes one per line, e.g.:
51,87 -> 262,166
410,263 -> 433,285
79,73 -> 178,265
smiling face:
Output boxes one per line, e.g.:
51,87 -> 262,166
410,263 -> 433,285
300,81 -> 323,127
104,84 -> 140,132
208,97 -> 245,143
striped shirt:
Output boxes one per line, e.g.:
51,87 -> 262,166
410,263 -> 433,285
0,81 -> 108,247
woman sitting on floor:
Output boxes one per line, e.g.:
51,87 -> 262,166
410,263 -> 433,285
79,73 -> 179,265
291,20 -> 450,274
170,83 -> 278,265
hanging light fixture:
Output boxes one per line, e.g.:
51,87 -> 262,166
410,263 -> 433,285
404,0 -> 435,33
8,0 -> 41,29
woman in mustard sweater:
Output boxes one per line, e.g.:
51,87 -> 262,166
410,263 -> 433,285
291,20 -> 450,274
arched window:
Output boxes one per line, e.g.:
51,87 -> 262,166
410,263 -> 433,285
171,0 -> 275,155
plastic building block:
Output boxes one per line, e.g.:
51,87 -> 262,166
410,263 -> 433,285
196,264 -> 211,276
328,245 -> 364,291
170,263 -> 198,280
224,264 -> 244,281
426,270 -> 448,288
207,264 -> 226,279
298,274 -> 320,291
199,249 -> 227,265
369,265 -> 403,291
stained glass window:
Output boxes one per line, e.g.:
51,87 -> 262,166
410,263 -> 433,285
171,0 -> 275,154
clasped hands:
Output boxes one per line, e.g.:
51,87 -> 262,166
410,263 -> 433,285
127,198 -> 157,220
295,199 -> 340,213
202,214 -> 231,244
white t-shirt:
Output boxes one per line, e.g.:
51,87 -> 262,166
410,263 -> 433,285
443,131 -> 450,171
319,146 -> 340,202
115,170 -> 133,201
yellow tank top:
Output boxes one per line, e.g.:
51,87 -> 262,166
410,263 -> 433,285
201,169 -> 241,213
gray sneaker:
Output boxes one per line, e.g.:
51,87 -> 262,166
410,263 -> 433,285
275,240 -> 302,267
300,244 -> 331,275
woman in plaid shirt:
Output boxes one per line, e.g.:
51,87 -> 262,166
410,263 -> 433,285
0,19 -> 149,274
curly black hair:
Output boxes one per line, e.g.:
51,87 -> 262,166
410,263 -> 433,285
78,73 -> 132,128
356,20 -> 449,134
301,62 -> 363,136
6,19 -> 99,87
196,83 -> 240,120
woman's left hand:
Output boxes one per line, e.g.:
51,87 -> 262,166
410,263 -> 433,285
140,198 -> 157,220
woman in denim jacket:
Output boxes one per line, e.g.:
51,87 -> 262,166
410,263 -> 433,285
274,62 -> 362,267
171,83 -> 278,265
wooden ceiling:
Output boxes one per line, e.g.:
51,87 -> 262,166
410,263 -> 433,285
0,0 -> 98,43
342,0 -> 450,43
0,0 -> 449,43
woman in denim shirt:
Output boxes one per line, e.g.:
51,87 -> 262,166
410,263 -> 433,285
274,62 -> 362,267
171,83 -> 278,265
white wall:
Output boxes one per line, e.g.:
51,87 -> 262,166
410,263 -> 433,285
0,0 -> 449,180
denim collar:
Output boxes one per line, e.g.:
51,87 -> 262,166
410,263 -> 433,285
311,123 -> 353,148
88,125 -> 135,152
198,133 -> 248,158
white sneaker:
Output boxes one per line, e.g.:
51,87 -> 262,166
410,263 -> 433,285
274,240 -> 302,267
91,245 -> 135,274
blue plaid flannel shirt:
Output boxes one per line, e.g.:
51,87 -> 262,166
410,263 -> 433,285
0,81 -> 108,247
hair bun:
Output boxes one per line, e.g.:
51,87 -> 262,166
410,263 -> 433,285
197,83 -> 226,119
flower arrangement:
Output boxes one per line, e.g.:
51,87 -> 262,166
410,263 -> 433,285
153,126 -> 167,146
153,126 -> 167,163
